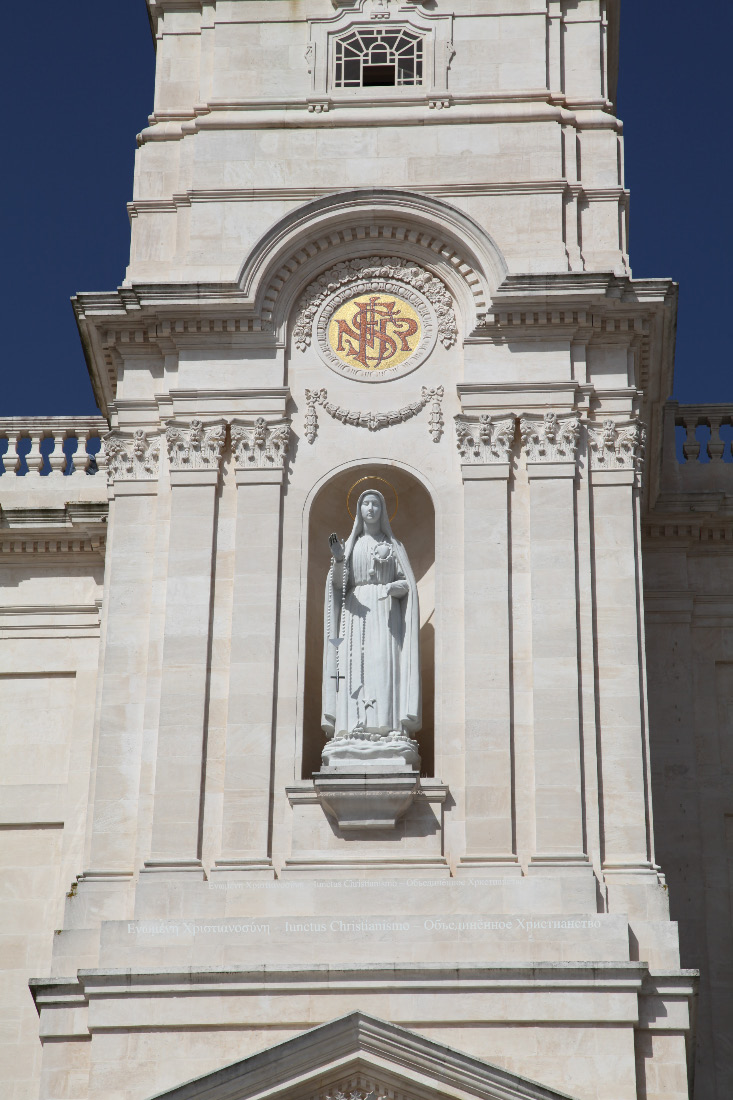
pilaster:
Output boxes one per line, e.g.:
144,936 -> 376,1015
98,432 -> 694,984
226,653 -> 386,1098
143,418 -> 225,878
520,412 -> 589,873
74,431 -> 161,922
212,417 -> 290,879
453,413 -> 520,876
587,419 -> 657,896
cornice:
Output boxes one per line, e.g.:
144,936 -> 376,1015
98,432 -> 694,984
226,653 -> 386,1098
136,99 -> 621,147
74,273 -> 676,422
128,179 -> 571,217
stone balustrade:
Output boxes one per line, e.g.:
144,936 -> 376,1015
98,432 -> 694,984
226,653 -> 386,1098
0,417 -> 108,477
660,401 -> 733,497
673,402 -> 733,462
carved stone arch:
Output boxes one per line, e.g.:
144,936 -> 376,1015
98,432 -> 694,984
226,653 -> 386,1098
237,189 -> 508,340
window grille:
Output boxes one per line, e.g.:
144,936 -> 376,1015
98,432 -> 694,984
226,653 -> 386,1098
334,27 -> 424,89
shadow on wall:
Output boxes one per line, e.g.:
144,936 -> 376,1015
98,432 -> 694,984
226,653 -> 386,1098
301,462 -> 435,778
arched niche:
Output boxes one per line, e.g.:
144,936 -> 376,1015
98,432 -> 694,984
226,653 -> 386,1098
301,463 -> 435,779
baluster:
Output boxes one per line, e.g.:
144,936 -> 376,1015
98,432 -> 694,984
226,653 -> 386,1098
723,417 -> 733,462
95,441 -> 107,478
681,418 -> 700,461
48,429 -> 69,475
0,431 -> 8,474
82,430 -> 98,474
25,430 -> 45,474
11,430 -> 23,474
708,416 -> 725,462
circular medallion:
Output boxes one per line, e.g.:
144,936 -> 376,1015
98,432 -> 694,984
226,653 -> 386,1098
314,277 -> 437,382
328,293 -> 422,375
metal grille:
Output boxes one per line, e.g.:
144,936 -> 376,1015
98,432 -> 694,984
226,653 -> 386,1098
334,27 -> 424,89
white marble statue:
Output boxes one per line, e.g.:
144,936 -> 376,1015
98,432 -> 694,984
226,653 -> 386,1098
321,489 -> 421,768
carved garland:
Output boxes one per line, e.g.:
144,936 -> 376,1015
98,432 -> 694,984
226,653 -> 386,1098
103,429 -> 160,481
305,386 -> 444,443
293,257 -> 457,353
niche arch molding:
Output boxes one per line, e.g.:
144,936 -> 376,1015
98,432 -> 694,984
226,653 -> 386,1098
238,189 -> 508,341
295,455 -> 441,780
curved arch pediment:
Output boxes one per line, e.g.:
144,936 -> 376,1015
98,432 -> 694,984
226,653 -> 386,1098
149,1012 -> 577,1100
237,190 -> 508,341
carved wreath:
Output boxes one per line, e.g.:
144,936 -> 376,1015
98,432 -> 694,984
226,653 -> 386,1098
293,257 -> 457,353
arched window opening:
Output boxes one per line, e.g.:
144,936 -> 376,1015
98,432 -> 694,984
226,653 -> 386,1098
334,27 -> 424,89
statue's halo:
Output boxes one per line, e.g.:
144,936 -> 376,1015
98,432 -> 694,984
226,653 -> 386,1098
346,477 -> 398,522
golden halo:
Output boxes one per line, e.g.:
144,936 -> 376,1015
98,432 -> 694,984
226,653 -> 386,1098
347,477 -> 399,521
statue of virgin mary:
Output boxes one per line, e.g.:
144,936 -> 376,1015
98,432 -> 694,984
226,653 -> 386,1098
321,489 -> 421,769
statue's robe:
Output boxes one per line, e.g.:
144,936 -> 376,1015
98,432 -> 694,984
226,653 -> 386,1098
322,510 -> 420,740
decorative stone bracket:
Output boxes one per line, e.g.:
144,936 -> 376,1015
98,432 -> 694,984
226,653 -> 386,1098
312,768 -> 421,831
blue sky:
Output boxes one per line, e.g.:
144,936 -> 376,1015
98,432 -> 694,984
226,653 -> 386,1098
1,2 -> 730,414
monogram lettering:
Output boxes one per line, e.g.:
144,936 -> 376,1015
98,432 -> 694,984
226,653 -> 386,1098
331,295 -> 420,371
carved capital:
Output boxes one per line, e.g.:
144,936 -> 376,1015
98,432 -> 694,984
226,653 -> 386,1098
455,414 -> 515,463
230,417 -> 291,470
588,418 -> 646,472
520,412 -> 580,463
165,419 -> 226,471
103,430 -> 160,482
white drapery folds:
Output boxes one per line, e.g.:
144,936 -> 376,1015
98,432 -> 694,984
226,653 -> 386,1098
322,490 -> 421,740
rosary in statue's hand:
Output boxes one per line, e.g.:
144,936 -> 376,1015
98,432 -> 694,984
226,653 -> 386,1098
328,532 -> 345,561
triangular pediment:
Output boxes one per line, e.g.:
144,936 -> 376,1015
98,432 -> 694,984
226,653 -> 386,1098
148,1012 -> 577,1100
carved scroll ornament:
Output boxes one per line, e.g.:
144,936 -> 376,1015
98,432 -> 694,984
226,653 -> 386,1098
455,414 -> 515,463
165,419 -> 225,470
305,386 -> 444,443
103,430 -> 160,481
520,412 -> 580,463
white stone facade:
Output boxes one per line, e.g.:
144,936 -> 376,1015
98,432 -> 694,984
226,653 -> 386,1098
1,3 -> 730,1099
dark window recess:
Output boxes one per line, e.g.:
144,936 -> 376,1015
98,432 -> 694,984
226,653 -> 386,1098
362,64 -> 396,87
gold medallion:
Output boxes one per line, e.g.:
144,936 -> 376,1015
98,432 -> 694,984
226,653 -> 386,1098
328,293 -> 422,373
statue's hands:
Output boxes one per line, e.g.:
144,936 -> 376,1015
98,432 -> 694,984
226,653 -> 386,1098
329,533 -> 345,562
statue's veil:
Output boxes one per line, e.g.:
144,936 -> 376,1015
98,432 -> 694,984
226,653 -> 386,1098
342,490 -> 398,561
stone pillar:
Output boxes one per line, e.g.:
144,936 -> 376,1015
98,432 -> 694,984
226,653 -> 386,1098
143,419 -> 225,877
75,432 -> 160,916
453,414 -> 520,875
520,412 -> 588,870
587,419 -> 654,877
212,417 -> 290,879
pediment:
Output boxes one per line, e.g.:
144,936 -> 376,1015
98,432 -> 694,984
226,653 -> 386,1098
148,1012 -> 576,1100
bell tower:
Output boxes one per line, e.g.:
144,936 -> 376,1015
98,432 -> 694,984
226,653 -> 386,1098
14,3 -> 697,1099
